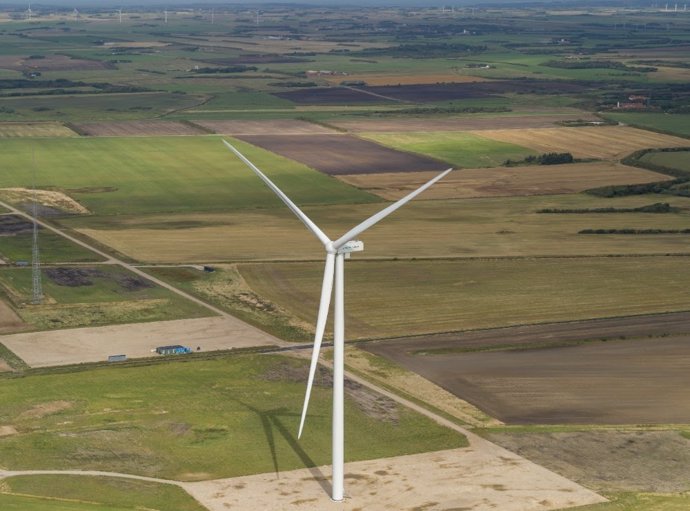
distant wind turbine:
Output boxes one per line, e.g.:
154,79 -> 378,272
222,140 -> 452,501
117,8 -> 122,23
26,3 -> 32,20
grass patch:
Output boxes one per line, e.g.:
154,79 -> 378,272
0,354 -> 466,480
641,150 -> 690,172
360,131 -> 536,168
0,136 -> 378,216
1,475 -> 205,511
573,493 -> 690,510
147,265 -> 312,341
0,266 -> 211,330
0,230 -> 102,264
604,113 -> 690,138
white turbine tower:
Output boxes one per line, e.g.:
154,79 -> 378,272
222,140 -> 452,501
117,8 -> 122,23
26,3 -> 32,20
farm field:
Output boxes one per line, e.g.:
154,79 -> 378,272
72,121 -> 206,137
641,150 -> 690,172
0,136 -> 378,215
0,266 -> 211,330
337,162 -> 668,200
323,73 -> 488,86
360,131 -> 536,168
65,193 -> 690,263
474,126 -> 690,160
604,113 -> 690,138
0,215 -> 102,264
0,122 -> 76,138
235,134 -> 448,175
0,354 -> 466,480
0,475 -> 206,511
192,119 -> 337,135
238,256 -> 690,339
0,93 -> 205,122
330,111 -> 601,132
365,336 -> 690,424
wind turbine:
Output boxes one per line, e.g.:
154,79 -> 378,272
222,140 -> 452,501
26,3 -> 32,20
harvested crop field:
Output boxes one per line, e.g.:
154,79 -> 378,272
72,121 -> 206,137
0,122 -> 76,138
474,126 -> 690,160
273,87 -> 396,105
365,334 -> 690,424
330,112 -> 601,132
337,162 -> 669,200
192,119 -> 337,135
235,134 -> 447,175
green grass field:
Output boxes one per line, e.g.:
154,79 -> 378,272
0,354 -> 466,480
604,113 -> 690,138
574,493 -> 690,511
0,136 -> 378,215
359,131 -> 536,168
641,150 -> 690,172
0,266 -> 211,330
239,256 -> 690,339
0,93 -> 205,122
0,475 -> 205,511
0,230 -> 103,264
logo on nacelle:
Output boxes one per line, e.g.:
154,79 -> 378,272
338,240 -> 364,254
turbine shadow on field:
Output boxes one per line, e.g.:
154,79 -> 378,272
234,399 -> 330,494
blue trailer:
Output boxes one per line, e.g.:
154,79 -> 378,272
155,345 -> 192,355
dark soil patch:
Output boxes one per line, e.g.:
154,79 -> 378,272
487,430 -> 690,493
17,203 -> 69,218
273,87 -> 394,105
45,267 -> 155,291
364,313 -> 690,424
262,360 -> 398,422
65,187 -> 118,194
274,80 -> 588,105
0,215 -> 35,235
236,134 -> 447,175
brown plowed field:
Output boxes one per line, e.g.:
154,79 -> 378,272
474,126 -> 690,160
331,112 -> 601,132
193,119 -> 337,135
364,312 -> 690,424
235,134 -> 448,175
72,121 -> 206,137
337,162 -> 669,200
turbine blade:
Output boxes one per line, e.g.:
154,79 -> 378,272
298,253 -> 335,439
222,139 -> 331,247
333,167 -> 453,249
